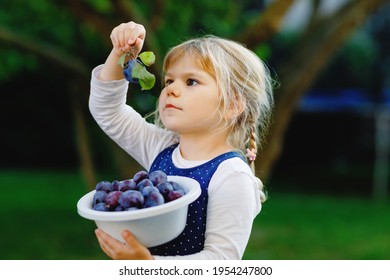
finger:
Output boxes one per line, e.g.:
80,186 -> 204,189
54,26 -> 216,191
121,230 -> 138,246
98,238 -> 113,258
125,24 -> 145,54
96,229 -> 124,247
121,230 -> 153,260
121,21 -> 139,51
95,229 -> 125,257
121,23 -> 133,50
95,229 -> 114,257
110,27 -> 119,50
127,24 -> 145,45
111,22 -> 132,51
111,26 -> 127,51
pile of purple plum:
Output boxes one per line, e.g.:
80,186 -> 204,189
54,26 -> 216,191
92,170 -> 186,212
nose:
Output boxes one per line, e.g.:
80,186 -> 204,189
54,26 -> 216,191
166,82 -> 179,97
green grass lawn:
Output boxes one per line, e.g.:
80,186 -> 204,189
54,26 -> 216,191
1,169 -> 389,260
244,192 -> 390,259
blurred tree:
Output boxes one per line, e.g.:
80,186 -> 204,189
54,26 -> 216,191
256,0 -> 389,180
0,0 -> 388,189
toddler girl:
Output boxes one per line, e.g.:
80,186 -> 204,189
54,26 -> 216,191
90,21 -> 274,260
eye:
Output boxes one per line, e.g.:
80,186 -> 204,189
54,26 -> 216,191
187,79 -> 199,86
164,79 -> 173,86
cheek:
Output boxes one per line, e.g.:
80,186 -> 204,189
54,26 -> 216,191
157,95 -> 166,116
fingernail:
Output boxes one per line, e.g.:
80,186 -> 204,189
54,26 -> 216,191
122,230 -> 130,238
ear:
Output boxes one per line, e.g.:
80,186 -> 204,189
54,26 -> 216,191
225,99 -> 244,120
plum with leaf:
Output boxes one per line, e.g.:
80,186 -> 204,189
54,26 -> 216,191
119,51 -> 156,90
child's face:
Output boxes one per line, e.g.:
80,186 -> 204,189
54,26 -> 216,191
159,55 -> 224,136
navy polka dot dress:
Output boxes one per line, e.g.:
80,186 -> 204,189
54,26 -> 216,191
148,143 -> 245,256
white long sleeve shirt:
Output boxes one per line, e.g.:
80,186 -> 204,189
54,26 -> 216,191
89,65 -> 261,259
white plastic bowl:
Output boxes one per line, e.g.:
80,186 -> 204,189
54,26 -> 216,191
77,175 -> 201,247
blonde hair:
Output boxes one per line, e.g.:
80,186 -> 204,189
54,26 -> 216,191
153,35 -> 274,202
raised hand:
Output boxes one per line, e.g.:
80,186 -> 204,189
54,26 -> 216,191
110,21 -> 146,58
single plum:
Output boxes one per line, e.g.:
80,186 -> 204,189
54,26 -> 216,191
156,181 -> 173,198
167,189 -> 185,202
133,170 -> 149,184
140,185 -> 157,198
144,189 -> 165,208
118,179 -> 137,192
119,190 -> 144,209
93,202 -> 109,211
114,205 -> 126,211
104,191 -> 122,210
111,180 -> 120,191
95,180 -> 113,192
123,59 -> 139,84
149,170 -> 167,186
93,190 -> 108,206
137,178 -> 154,192
169,181 -> 185,193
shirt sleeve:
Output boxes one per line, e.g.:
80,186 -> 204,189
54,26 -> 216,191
153,158 -> 261,260
89,65 -> 179,169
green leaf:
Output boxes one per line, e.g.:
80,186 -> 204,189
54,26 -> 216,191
138,51 -> 156,66
118,53 -> 129,68
131,62 -> 144,79
132,62 -> 156,90
139,72 -> 156,90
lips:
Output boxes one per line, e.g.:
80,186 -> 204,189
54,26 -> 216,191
165,103 -> 180,110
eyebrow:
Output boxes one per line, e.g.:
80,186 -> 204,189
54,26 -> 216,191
164,70 -> 207,79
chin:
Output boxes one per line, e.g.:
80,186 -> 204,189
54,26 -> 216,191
163,124 -> 182,133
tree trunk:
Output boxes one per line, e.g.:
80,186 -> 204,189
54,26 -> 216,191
70,83 -> 97,190
257,0 -> 389,181
237,0 -> 295,48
